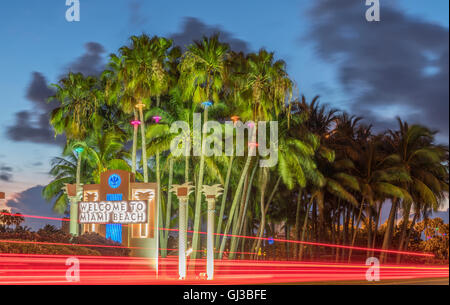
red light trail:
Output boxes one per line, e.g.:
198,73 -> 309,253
0,211 -> 435,258
0,253 -> 447,285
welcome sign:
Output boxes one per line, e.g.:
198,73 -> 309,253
78,200 -> 148,224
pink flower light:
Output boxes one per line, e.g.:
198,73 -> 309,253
152,116 -> 162,123
131,120 -> 141,126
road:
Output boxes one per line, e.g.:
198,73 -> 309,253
0,253 -> 448,285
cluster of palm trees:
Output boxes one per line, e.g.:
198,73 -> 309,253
0,210 -> 25,229
43,34 -> 449,262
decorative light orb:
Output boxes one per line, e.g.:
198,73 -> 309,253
248,142 -> 259,148
135,102 -> 146,109
74,147 -> 84,154
130,120 -> 141,126
152,116 -> 162,123
231,115 -> 240,123
247,122 -> 255,128
202,101 -> 213,108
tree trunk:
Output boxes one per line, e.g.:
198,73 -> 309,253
251,174 -> 281,259
293,190 -> 302,260
161,158 -> 173,258
348,201 -> 364,262
396,205 -> 417,264
395,201 -> 412,263
229,159 -> 258,258
380,199 -> 398,263
215,155 -> 234,255
366,205 -> 372,258
335,207 -> 341,262
131,109 -> 138,174
70,153 -> 82,236
252,168 -> 269,259
191,107 -> 208,259
371,202 -> 383,256
138,106 -> 148,182
218,127 -> 256,259
298,198 -> 313,261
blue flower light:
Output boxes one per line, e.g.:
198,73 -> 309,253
202,101 -> 213,108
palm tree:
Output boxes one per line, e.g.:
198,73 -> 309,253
349,131 -> 412,262
179,35 -> 230,258
103,54 -> 140,176
49,72 -> 101,235
219,49 -> 292,258
42,152 -> 90,214
114,34 -> 169,182
384,119 -> 449,262
71,131 -> 131,183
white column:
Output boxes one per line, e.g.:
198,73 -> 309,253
206,197 -> 215,280
69,197 -> 78,236
179,198 -> 187,279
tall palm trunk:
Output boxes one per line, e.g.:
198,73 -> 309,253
185,135 -> 190,231
252,171 -> 277,258
138,105 -> 148,182
160,157 -> 173,258
70,154 -> 82,236
399,211 -> 418,262
396,202 -> 414,263
348,201 -> 364,262
298,198 -> 313,261
395,202 -> 412,262
131,109 -> 138,174
381,199 -> 398,263
371,202 -> 383,256
335,207 -> 341,262
218,128 -> 256,259
228,171 -> 249,259
233,160 -> 258,256
366,206 -> 373,258
215,155 -> 234,255
293,190 -> 302,260
191,107 -> 208,259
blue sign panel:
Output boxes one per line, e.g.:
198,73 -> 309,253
106,193 -> 123,201
108,174 -> 121,189
105,192 -> 123,243
106,224 -> 122,244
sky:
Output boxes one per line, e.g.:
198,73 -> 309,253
0,0 -> 448,225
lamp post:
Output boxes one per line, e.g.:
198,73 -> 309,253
170,182 -> 194,280
202,184 -> 223,280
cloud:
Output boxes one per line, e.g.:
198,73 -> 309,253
128,0 -> 148,27
0,164 -> 13,182
171,17 -> 249,53
6,185 -> 64,230
307,1 -> 449,141
64,42 -> 106,77
6,42 -> 106,145
6,72 -> 63,145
